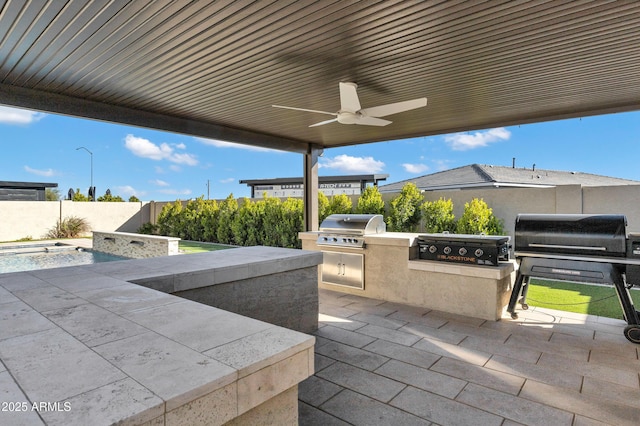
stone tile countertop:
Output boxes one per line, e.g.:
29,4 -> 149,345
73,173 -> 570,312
0,247 -> 317,425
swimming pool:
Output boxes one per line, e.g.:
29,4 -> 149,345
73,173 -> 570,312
0,243 -> 130,274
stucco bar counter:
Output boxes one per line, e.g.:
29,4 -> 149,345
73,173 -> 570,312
300,232 -> 515,321
0,246 -> 320,425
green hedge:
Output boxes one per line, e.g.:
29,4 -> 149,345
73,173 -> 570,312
149,185 -> 506,249
156,195 -> 304,249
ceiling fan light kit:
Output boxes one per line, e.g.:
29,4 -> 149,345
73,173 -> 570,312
273,82 -> 427,127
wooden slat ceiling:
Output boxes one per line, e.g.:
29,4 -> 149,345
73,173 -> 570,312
1,0 -> 639,154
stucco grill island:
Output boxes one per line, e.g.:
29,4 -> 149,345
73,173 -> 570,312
300,220 -> 516,321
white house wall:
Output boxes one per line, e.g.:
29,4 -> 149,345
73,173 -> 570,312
0,201 -> 147,241
2,184 -> 640,242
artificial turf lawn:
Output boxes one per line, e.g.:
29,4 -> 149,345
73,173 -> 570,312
526,278 -> 640,319
178,241 -> 236,254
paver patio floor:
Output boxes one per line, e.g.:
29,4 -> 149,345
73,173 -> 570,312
299,288 -> 640,425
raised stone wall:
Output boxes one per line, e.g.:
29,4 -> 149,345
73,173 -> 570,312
92,231 -> 179,258
174,266 -> 319,333
128,246 -> 321,334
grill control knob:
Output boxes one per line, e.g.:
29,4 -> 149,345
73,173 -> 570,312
428,245 -> 437,253
459,247 -> 467,256
353,239 -> 358,244
475,248 -> 484,257
332,237 -> 338,242
443,246 -> 451,254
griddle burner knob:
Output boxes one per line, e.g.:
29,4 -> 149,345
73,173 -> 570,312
443,246 -> 452,255
353,239 -> 359,244
428,245 -> 437,253
475,248 -> 484,257
459,247 -> 467,256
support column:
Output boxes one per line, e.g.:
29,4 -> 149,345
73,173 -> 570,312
303,146 -> 322,231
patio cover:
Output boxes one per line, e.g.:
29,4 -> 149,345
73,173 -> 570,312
1,1 -> 639,228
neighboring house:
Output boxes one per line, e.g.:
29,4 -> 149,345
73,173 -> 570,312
240,174 -> 388,198
378,164 -> 640,193
0,181 -> 58,201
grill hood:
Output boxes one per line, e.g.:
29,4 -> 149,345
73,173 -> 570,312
515,214 -> 627,257
319,214 -> 386,236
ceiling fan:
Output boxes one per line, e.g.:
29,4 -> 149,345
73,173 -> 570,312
272,82 -> 427,127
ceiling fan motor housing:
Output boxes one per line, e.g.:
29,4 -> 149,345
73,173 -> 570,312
337,111 -> 360,124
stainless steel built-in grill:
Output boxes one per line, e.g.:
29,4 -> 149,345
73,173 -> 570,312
316,214 -> 386,289
508,214 -> 640,343
317,214 -> 386,248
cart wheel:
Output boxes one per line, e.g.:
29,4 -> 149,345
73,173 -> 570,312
521,304 -> 529,310
510,312 -> 519,320
623,325 -> 640,344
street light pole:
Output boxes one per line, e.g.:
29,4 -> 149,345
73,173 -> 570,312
76,146 -> 94,201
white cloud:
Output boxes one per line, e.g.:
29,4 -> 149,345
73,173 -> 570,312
114,185 -> 144,197
319,154 -> 385,173
194,137 -> 281,152
402,163 -> 429,174
150,179 -> 170,187
24,165 -> 56,177
0,106 -> 46,125
444,127 -> 511,151
169,152 -> 198,165
124,134 -> 198,165
219,178 -> 235,184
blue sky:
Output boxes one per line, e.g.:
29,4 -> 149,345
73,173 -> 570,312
1,104 -> 639,201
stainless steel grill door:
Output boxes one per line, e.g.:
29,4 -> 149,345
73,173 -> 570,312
322,251 -> 364,289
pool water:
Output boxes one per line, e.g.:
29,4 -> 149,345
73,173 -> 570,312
0,246 -> 130,274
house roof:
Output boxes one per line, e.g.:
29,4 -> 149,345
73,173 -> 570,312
240,174 -> 388,186
1,2 -> 639,153
378,164 -> 640,192
0,181 -> 58,189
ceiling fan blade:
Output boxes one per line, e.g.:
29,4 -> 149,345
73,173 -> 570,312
361,97 -> 427,117
309,118 -> 339,127
356,116 -> 392,126
339,82 -> 361,113
272,105 -> 336,116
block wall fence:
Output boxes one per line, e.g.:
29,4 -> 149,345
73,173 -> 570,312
2,184 -> 640,242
